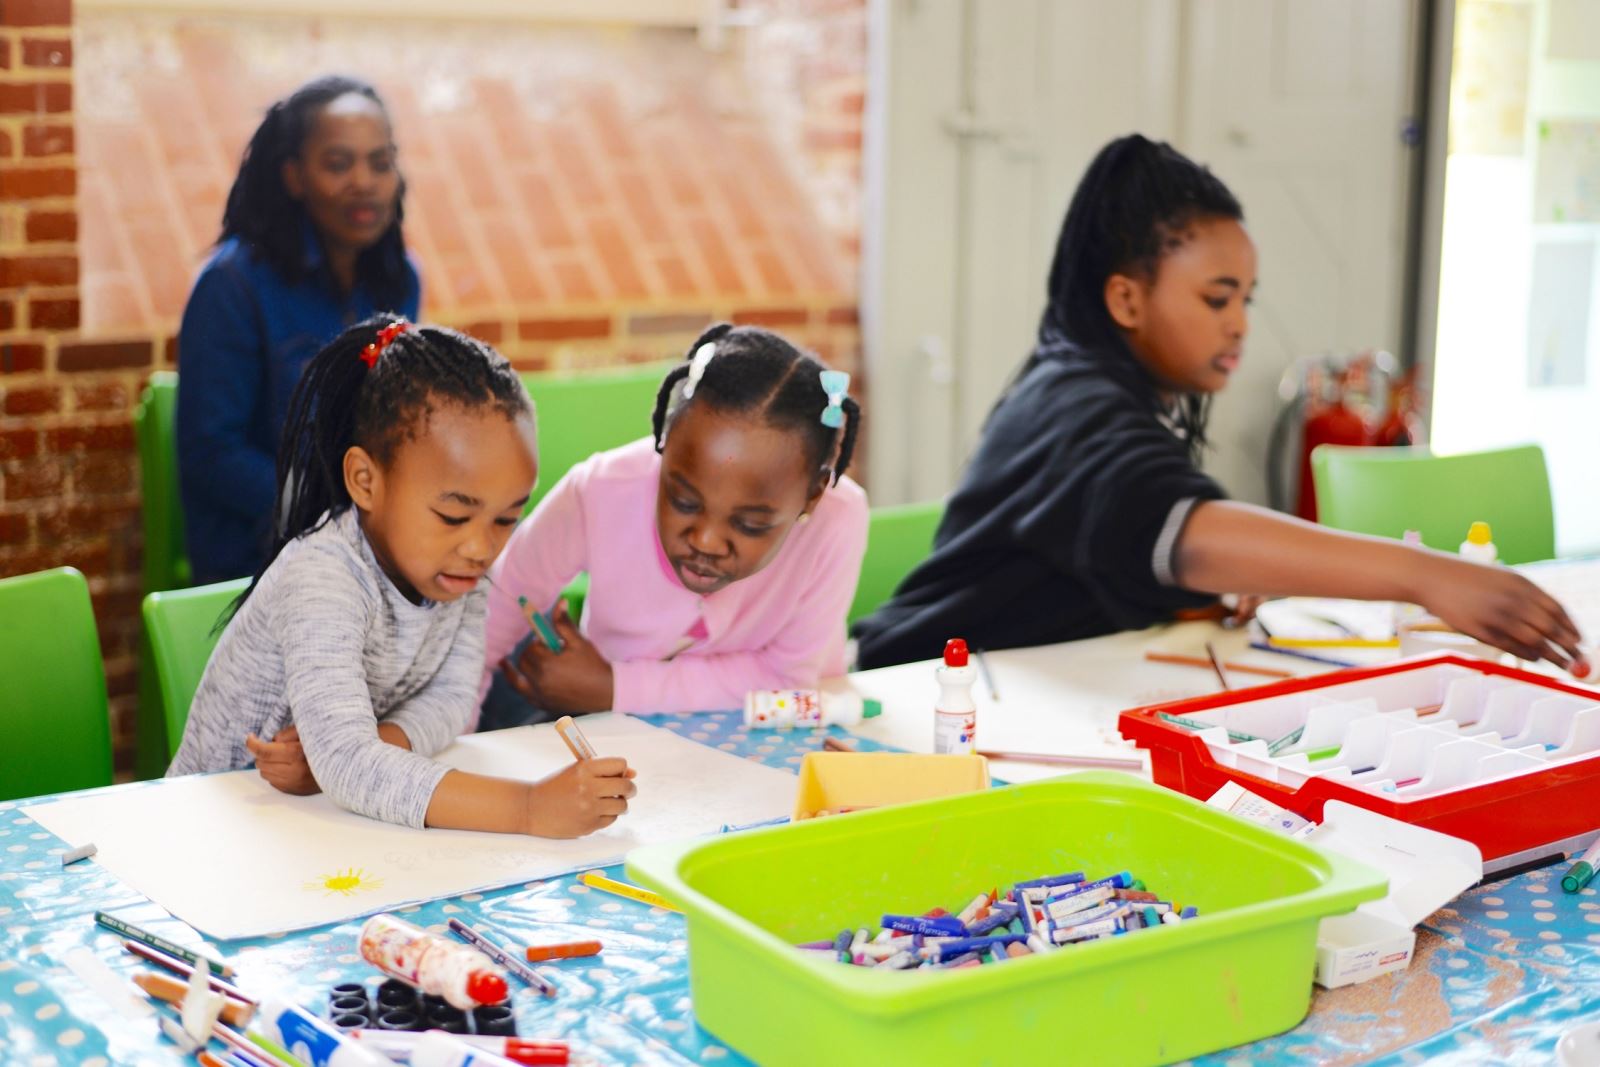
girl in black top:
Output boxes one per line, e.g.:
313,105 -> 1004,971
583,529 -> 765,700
854,135 -> 1586,676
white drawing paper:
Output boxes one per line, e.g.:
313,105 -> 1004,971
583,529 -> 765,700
25,715 -> 796,941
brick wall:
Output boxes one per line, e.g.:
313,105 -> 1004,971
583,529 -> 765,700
2,0 -> 148,770
5,2 -> 868,776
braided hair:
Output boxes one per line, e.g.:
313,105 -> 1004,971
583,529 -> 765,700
1021,134 -> 1243,458
650,324 -> 861,489
220,75 -> 412,309
229,314 -> 531,618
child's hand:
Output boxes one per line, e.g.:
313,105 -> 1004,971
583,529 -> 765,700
246,726 -> 320,796
500,601 -> 615,713
1418,556 -> 1587,672
524,757 -> 638,838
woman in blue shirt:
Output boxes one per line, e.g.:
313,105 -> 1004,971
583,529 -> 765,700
177,75 -> 421,583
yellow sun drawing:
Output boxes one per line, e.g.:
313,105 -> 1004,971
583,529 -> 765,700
304,866 -> 384,897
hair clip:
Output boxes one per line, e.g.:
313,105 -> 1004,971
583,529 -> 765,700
682,341 -> 716,400
360,320 -> 410,368
819,370 -> 850,428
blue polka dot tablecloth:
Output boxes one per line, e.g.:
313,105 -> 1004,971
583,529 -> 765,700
0,711 -> 1596,1066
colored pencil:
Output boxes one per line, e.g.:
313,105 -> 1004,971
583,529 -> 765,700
517,595 -> 565,653
553,716 -> 597,761
822,735 -> 857,752
132,973 -> 254,1027
121,940 -> 255,1004
1204,642 -> 1232,690
1267,636 -> 1399,650
447,917 -> 557,998
1142,651 -> 1293,679
95,911 -> 232,977
579,871 -> 680,913
1249,641 -> 1358,669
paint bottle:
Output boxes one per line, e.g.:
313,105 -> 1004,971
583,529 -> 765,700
411,1031 -> 530,1067
358,914 -> 509,1012
743,688 -> 883,729
258,998 -> 393,1067
934,637 -> 977,755
1459,521 -> 1498,564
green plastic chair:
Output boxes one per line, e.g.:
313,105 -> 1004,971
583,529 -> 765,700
848,501 -> 946,625
143,578 -> 249,760
134,371 -> 190,594
521,363 -> 671,619
1311,444 -> 1556,565
0,567 -> 113,800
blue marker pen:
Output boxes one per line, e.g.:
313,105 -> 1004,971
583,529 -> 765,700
882,914 -> 967,937
1013,871 -> 1085,891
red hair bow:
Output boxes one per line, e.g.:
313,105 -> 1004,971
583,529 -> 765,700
360,321 -> 410,368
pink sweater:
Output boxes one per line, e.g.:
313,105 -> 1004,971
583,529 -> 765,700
480,438 -> 869,716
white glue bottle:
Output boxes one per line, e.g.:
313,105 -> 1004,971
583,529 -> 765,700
934,637 -> 977,755
744,688 -> 883,729
1459,521 -> 1498,564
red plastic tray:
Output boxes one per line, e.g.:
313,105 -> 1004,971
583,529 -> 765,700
1117,654 -> 1600,862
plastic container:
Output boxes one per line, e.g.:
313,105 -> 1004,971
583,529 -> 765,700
1459,521 -> 1497,564
744,688 -> 882,729
1118,654 -> 1600,863
626,772 -> 1385,1067
791,751 -> 989,821
934,638 -> 976,754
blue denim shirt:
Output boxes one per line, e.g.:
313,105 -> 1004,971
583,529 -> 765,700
175,233 -> 420,583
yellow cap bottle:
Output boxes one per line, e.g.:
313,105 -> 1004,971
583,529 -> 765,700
1460,521 -> 1497,563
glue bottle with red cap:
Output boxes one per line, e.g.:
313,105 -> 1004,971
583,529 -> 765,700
934,638 -> 978,755
358,913 -> 508,1011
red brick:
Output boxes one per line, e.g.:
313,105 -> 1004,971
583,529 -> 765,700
0,1 -> 73,27
732,307 -> 810,328
0,255 -> 76,287
0,298 -> 13,331
4,383 -> 59,415
0,428 -> 38,460
628,312 -> 714,336
25,209 -> 74,242
45,421 -> 134,453
21,123 -> 71,157
74,453 -> 135,495
0,546 -> 59,578
0,128 -> 10,158
20,38 -> 70,68
1,342 -> 46,373
3,457 -> 63,499
39,501 -> 139,539
0,82 -> 71,114
826,305 -> 859,327
0,39 -> 10,69
72,381 -> 126,412
456,321 -> 503,345
516,317 -> 612,342
0,166 -> 75,199
57,339 -> 151,373
163,336 -> 179,367
834,90 -> 866,115
28,295 -> 76,329
0,512 -> 29,544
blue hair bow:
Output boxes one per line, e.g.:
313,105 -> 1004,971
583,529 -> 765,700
820,370 -> 850,428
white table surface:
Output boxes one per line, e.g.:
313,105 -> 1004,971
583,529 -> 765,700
843,557 -> 1600,784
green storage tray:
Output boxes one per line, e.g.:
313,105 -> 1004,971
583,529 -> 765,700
627,772 -> 1386,1067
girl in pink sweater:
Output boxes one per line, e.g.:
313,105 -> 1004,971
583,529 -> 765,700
478,323 -> 868,724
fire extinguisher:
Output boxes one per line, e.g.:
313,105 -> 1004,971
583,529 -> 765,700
1267,351 -> 1413,520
